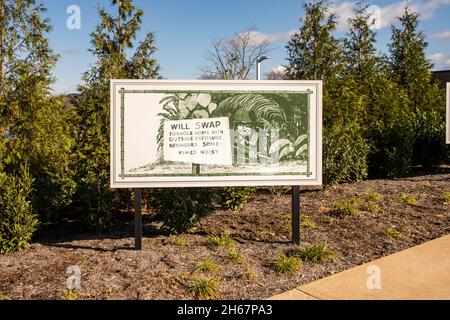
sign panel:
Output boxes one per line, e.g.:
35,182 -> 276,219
163,117 -> 232,166
110,80 -> 322,188
447,83 -> 450,144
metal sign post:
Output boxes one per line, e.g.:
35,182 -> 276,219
134,188 -> 143,250
291,186 -> 301,245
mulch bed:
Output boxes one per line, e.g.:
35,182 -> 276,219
0,170 -> 449,300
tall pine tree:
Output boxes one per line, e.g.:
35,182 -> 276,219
286,0 -> 344,81
389,6 -> 446,169
75,0 -> 160,227
0,0 -> 76,219
286,0 -> 369,183
344,0 -> 379,86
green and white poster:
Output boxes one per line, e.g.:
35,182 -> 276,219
110,80 -> 322,188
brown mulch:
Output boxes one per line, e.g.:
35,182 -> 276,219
0,170 -> 449,300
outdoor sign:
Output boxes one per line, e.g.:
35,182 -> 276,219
110,80 -> 323,188
447,83 -> 450,144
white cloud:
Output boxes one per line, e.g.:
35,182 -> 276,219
433,30 -> 450,40
332,0 -> 450,32
238,30 -> 296,45
428,52 -> 450,68
269,66 -> 287,74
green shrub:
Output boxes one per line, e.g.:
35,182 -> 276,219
289,242 -> 339,263
270,253 -> 302,274
332,198 -> 359,216
413,109 -> 448,169
369,121 -> 415,178
148,188 -> 215,234
386,227 -> 402,239
300,216 -> 316,229
227,245 -> 245,263
323,123 -> 369,184
191,278 -> 218,300
365,191 -> 383,202
62,290 -> 79,300
207,232 -> 233,248
0,167 -> 39,254
399,193 -> 416,205
171,236 -> 188,247
437,192 -> 450,204
194,257 -> 220,273
218,187 -> 255,210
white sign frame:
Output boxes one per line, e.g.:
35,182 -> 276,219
110,80 -> 323,188
447,82 -> 450,144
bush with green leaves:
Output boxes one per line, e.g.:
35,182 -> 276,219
369,119 -> 415,178
323,123 -> 369,184
7,101 -> 77,221
218,187 -> 255,210
74,0 -> 160,229
148,188 -> 215,234
412,109 -> 448,169
0,167 -> 39,254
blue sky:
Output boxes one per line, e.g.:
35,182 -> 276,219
42,0 -> 450,94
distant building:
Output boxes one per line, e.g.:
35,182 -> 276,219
432,70 -> 450,89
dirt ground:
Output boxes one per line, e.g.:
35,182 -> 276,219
0,170 -> 449,300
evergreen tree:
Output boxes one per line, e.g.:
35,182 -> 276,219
388,6 -> 446,169
75,0 -> 160,227
286,0 -> 344,81
286,0 -> 369,184
344,0 -> 379,86
0,0 -> 76,219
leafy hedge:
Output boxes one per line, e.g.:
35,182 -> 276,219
0,167 -> 38,254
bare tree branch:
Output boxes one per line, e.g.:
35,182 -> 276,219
199,27 -> 272,80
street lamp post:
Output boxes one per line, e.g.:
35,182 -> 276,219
256,55 -> 271,81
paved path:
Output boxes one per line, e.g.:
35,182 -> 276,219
269,235 -> 450,300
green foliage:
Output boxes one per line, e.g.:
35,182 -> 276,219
285,1 -> 371,184
0,167 -> 38,254
7,101 -> 77,219
413,108 -> 447,169
344,0 -> 380,86
219,187 -> 255,210
399,193 -> 417,205
289,243 -> 339,263
227,245 -> 245,263
366,76 -> 416,177
388,6 -> 446,171
386,227 -> 402,239
62,290 -> 79,301
0,291 -> 11,300
171,236 -> 188,247
148,188 -> 214,234
300,216 -> 316,229
194,257 -> 220,273
207,232 -> 234,248
437,192 -> 450,204
191,278 -> 218,300
286,0 -> 344,81
75,0 -> 160,229
332,198 -> 359,216
360,202 -> 381,214
286,1 -> 446,181
270,253 -> 302,274
0,0 -> 76,222
323,123 -> 369,184
365,191 -> 383,202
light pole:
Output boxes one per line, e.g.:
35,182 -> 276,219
256,55 -> 271,80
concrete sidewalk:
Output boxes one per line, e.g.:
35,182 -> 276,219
269,235 -> 450,300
